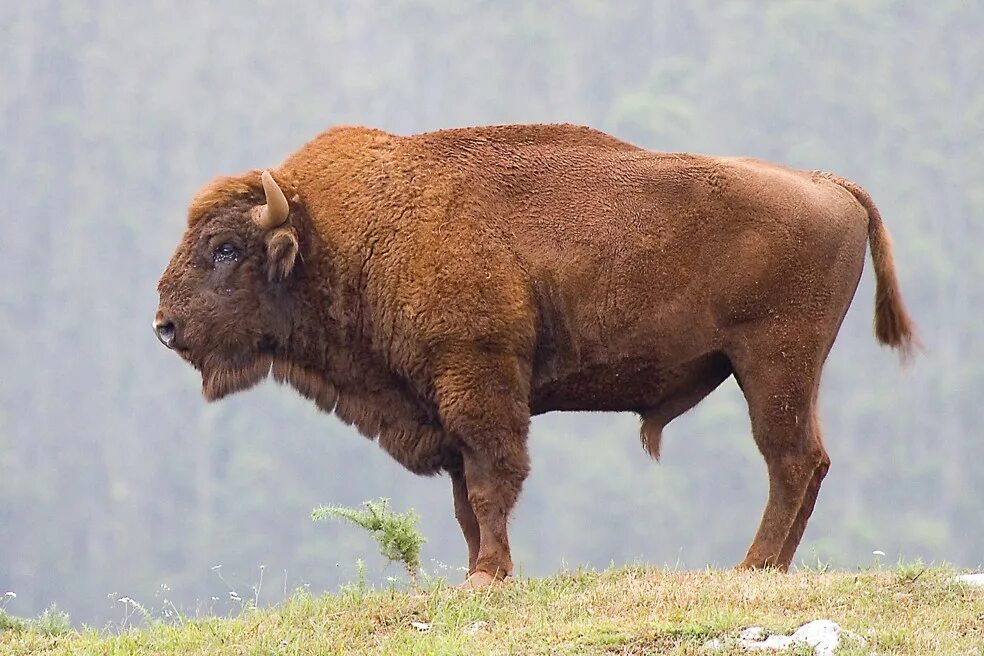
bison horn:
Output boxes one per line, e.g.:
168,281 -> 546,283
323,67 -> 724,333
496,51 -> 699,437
252,170 -> 289,229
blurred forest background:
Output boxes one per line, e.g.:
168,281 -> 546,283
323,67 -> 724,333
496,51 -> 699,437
1,0 -> 981,626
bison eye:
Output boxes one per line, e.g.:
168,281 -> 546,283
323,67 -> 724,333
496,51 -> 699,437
212,243 -> 240,265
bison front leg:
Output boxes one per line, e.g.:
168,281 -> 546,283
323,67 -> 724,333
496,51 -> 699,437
458,442 -> 529,586
449,467 -> 481,574
436,351 -> 532,587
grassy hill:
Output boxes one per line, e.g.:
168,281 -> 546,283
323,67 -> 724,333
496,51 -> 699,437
2,566 -> 982,655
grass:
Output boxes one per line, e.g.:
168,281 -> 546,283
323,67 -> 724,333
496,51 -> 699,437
1,566 -> 982,655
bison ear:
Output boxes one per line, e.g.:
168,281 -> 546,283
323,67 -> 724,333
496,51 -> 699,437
266,227 -> 299,281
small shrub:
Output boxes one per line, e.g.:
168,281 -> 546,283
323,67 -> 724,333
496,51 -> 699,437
312,499 -> 426,584
32,604 -> 72,636
0,604 -> 72,636
0,609 -> 27,632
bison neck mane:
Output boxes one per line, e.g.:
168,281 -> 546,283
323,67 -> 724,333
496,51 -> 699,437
268,352 -> 450,475
260,244 -> 451,476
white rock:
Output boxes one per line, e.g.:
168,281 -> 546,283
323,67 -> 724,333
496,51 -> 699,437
739,626 -> 765,641
410,620 -> 431,632
705,619 -> 863,656
956,573 -> 984,587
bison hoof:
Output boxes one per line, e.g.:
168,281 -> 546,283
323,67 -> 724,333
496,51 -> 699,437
735,557 -> 788,572
458,570 -> 502,590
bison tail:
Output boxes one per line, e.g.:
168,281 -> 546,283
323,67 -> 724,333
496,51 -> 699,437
827,175 -> 918,360
640,416 -> 663,462
869,214 -> 918,359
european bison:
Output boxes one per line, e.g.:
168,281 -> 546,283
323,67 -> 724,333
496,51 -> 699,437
155,124 -> 915,586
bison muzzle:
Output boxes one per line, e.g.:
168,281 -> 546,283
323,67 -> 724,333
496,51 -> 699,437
155,124 -> 915,586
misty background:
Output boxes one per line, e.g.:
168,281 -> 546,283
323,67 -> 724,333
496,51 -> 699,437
0,1 -> 980,626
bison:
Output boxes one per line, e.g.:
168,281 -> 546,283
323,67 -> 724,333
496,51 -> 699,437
155,124 -> 915,587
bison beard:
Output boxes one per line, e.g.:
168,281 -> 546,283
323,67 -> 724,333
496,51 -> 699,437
155,123 -> 916,586
201,354 -> 275,402
199,353 -> 342,414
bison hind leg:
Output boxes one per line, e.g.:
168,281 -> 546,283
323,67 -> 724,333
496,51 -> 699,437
638,353 -> 733,462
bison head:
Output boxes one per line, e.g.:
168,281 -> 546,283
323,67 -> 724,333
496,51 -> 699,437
155,170 -> 303,401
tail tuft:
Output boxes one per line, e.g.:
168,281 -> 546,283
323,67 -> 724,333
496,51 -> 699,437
640,416 -> 663,461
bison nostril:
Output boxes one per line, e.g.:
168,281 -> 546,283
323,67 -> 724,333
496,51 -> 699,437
154,319 -> 177,349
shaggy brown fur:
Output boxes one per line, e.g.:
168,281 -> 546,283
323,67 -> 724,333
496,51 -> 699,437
156,123 -> 915,582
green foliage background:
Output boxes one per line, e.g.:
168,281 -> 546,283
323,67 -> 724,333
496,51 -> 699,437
0,0 -> 980,625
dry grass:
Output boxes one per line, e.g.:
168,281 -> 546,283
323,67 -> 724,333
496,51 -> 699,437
1,566 -> 982,655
